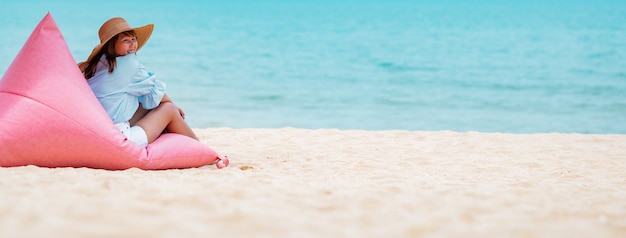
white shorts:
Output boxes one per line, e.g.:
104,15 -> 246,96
115,122 -> 148,147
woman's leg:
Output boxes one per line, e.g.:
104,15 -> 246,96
129,104 -> 149,126
134,102 -> 198,143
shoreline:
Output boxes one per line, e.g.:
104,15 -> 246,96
1,128 -> 625,237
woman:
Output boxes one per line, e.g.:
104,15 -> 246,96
79,17 -> 228,168
79,17 -> 198,147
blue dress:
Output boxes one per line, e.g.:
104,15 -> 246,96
87,54 -> 166,124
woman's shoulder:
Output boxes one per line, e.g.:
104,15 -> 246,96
115,54 -> 141,71
116,54 -> 139,64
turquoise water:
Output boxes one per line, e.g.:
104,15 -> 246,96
1,0 -> 625,133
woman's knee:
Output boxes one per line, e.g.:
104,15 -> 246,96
157,102 -> 178,115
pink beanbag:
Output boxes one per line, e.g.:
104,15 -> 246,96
0,13 -> 220,170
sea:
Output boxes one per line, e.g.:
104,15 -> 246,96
1,0 -> 625,133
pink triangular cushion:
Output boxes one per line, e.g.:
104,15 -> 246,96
0,13 -> 219,170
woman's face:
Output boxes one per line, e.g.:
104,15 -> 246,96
114,34 -> 138,56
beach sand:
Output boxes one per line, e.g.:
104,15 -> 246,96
0,128 -> 624,237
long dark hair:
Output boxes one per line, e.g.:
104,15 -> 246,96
83,30 -> 137,80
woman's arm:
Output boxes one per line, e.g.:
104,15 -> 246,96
161,93 -> 172,103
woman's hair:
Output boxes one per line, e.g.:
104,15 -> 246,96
83,30 -> 137,79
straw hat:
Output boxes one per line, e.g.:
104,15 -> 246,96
84,17 -> 154,64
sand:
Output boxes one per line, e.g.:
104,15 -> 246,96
0,128 -> 625,237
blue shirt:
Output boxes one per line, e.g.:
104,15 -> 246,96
88,54 -> 166,124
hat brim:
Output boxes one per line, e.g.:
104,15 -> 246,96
84,24 -> 154,64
